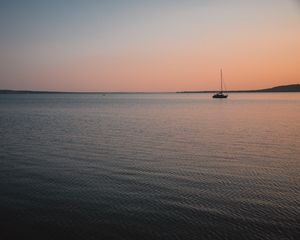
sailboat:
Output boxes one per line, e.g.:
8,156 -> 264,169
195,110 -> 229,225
213,69 -> 228,98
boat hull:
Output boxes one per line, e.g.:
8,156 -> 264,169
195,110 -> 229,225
213,94 -> 228,98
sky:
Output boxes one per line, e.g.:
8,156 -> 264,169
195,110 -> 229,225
0,0 -> 300,92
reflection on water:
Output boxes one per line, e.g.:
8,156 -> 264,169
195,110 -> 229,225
0,93 -> 299,240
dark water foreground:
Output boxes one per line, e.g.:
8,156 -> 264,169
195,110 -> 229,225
0,93 -> 299,240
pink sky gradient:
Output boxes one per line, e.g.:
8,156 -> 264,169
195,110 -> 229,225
0,0 -> 299,91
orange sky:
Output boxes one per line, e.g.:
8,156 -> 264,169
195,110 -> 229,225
0,0 -> 299,91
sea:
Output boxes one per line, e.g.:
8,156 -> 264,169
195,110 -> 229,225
0,93 -> 299,240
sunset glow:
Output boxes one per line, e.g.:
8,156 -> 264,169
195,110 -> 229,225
1,0 -> 299,91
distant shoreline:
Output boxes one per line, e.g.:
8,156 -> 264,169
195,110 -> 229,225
177,84 -> 300,93
0,84 -> 299,94
0,90 -> 170,94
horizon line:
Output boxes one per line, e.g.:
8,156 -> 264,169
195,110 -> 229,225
1,84 -> 300,94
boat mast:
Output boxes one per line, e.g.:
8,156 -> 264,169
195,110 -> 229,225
220,68 -> 223,93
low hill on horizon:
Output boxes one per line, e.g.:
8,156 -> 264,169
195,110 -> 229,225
256,84 -> 300,92
178,84 -> 300,93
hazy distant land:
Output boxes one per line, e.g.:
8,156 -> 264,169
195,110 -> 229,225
0,84 -> 299,94
177,84 -> 300,93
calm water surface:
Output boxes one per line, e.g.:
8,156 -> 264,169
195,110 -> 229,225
0,93 -> 299,240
